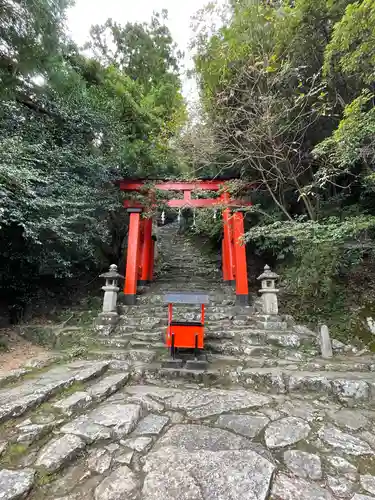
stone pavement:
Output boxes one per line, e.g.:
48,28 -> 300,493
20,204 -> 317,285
1,359 -> 375,499
2,222 -> 375,499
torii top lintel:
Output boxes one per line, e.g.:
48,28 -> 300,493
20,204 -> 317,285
119,179 -> 252,209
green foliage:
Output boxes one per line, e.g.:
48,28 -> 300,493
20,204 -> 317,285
244,216 -> 375,253
313,91 -> 375,177
244,215 -> 375,343
0,443 -> 28,467
0,0 -> 186,319
187,0 -> 375,343
324,0 -> 375,87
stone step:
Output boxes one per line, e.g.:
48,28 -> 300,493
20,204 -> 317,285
136,296 -> 237,306
118,304 -> 249,314
116,318 -> 258,331
113,325 -> 300,344
52,372 -> 130,415
0,361 -> 110,424
117,314 -> 244,325
139,363 -> 375,404
88,349 -> 158,364
205,330 -> 317,348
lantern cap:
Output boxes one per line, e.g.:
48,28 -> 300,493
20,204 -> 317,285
100,264 -> 124,280
257,264 -> 279,281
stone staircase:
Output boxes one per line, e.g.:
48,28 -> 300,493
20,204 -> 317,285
88,221 -> 375,404
3,225 -> 375,499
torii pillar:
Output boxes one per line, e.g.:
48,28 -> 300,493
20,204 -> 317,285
221,193 -> 249,305
123,208 -> 155,305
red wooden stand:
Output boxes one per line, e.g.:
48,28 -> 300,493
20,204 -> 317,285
164,293 -> 209,359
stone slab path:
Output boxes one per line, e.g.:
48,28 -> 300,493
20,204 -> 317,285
1,359 -> 375,499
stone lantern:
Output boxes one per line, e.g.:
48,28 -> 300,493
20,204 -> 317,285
257,265 -> 279,315
98,264 -> 124,325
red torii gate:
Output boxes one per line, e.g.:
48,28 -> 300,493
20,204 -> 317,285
119,180 -> 252,306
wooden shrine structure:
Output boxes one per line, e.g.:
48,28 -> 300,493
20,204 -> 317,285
119,180 -> 252,306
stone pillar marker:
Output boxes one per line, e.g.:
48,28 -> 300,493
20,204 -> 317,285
98,264 -> 124,327
257,265 -> 279,315
319,324 -> 333,359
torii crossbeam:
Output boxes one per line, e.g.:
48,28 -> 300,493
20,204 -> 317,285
119,179 -> 252,306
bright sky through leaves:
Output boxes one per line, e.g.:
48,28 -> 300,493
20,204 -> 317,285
67,0 -> 218,102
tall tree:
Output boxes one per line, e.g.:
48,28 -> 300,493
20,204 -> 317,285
0,2 -> 186,319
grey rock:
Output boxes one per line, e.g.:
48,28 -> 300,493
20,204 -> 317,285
87,403 -> 142,438
327,475 -> 354,498
133,414 -> 169,436
265,417 -> 311,449
361,476 -> 375,496
241,369 -> 287,394
53,495 -> 84,500
72,362 -> 109,382
60,417 -> 112,443
331,379 -> 369,401
114,450 -> 134,466
32,413 -> 56,425
329,409 -> 369,431
87,373 -> 129,400
164,411 -> 184,424
318,426 -> 373,456
167,388 -> 271,419
94,466 -> 139,500
267,332 -> 301,348
293,325 -> 316,337
259,408 -> 281,421
0,362 -> 108,424
87,449 -> 112,474
271,473 -> 333,500
326,456 -> 357,474
284,450 -> 322,480
121,349 -> 156,363
0,469 -> 35,500
216,413 -> 269,439
16,422 -> 55,444
156,424 -> 253,452
352,496 -> 375,500
53,392 -> 92,415
332,339 -> 346,352
105,443 -> 120,453
120,437 -> 153,452
0,392 -> 52,424
142,469 -> 203,500
144,446 -> 275,500
279,401 -> 317,422
125,384 -> 181,400
288,374 -> 331,394
360,431 -> 375,450
35,434 -> 85,472
123,394 -> 164,413
108,360 -> 131,371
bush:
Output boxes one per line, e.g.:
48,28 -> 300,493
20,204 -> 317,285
245,216 -> 375,345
